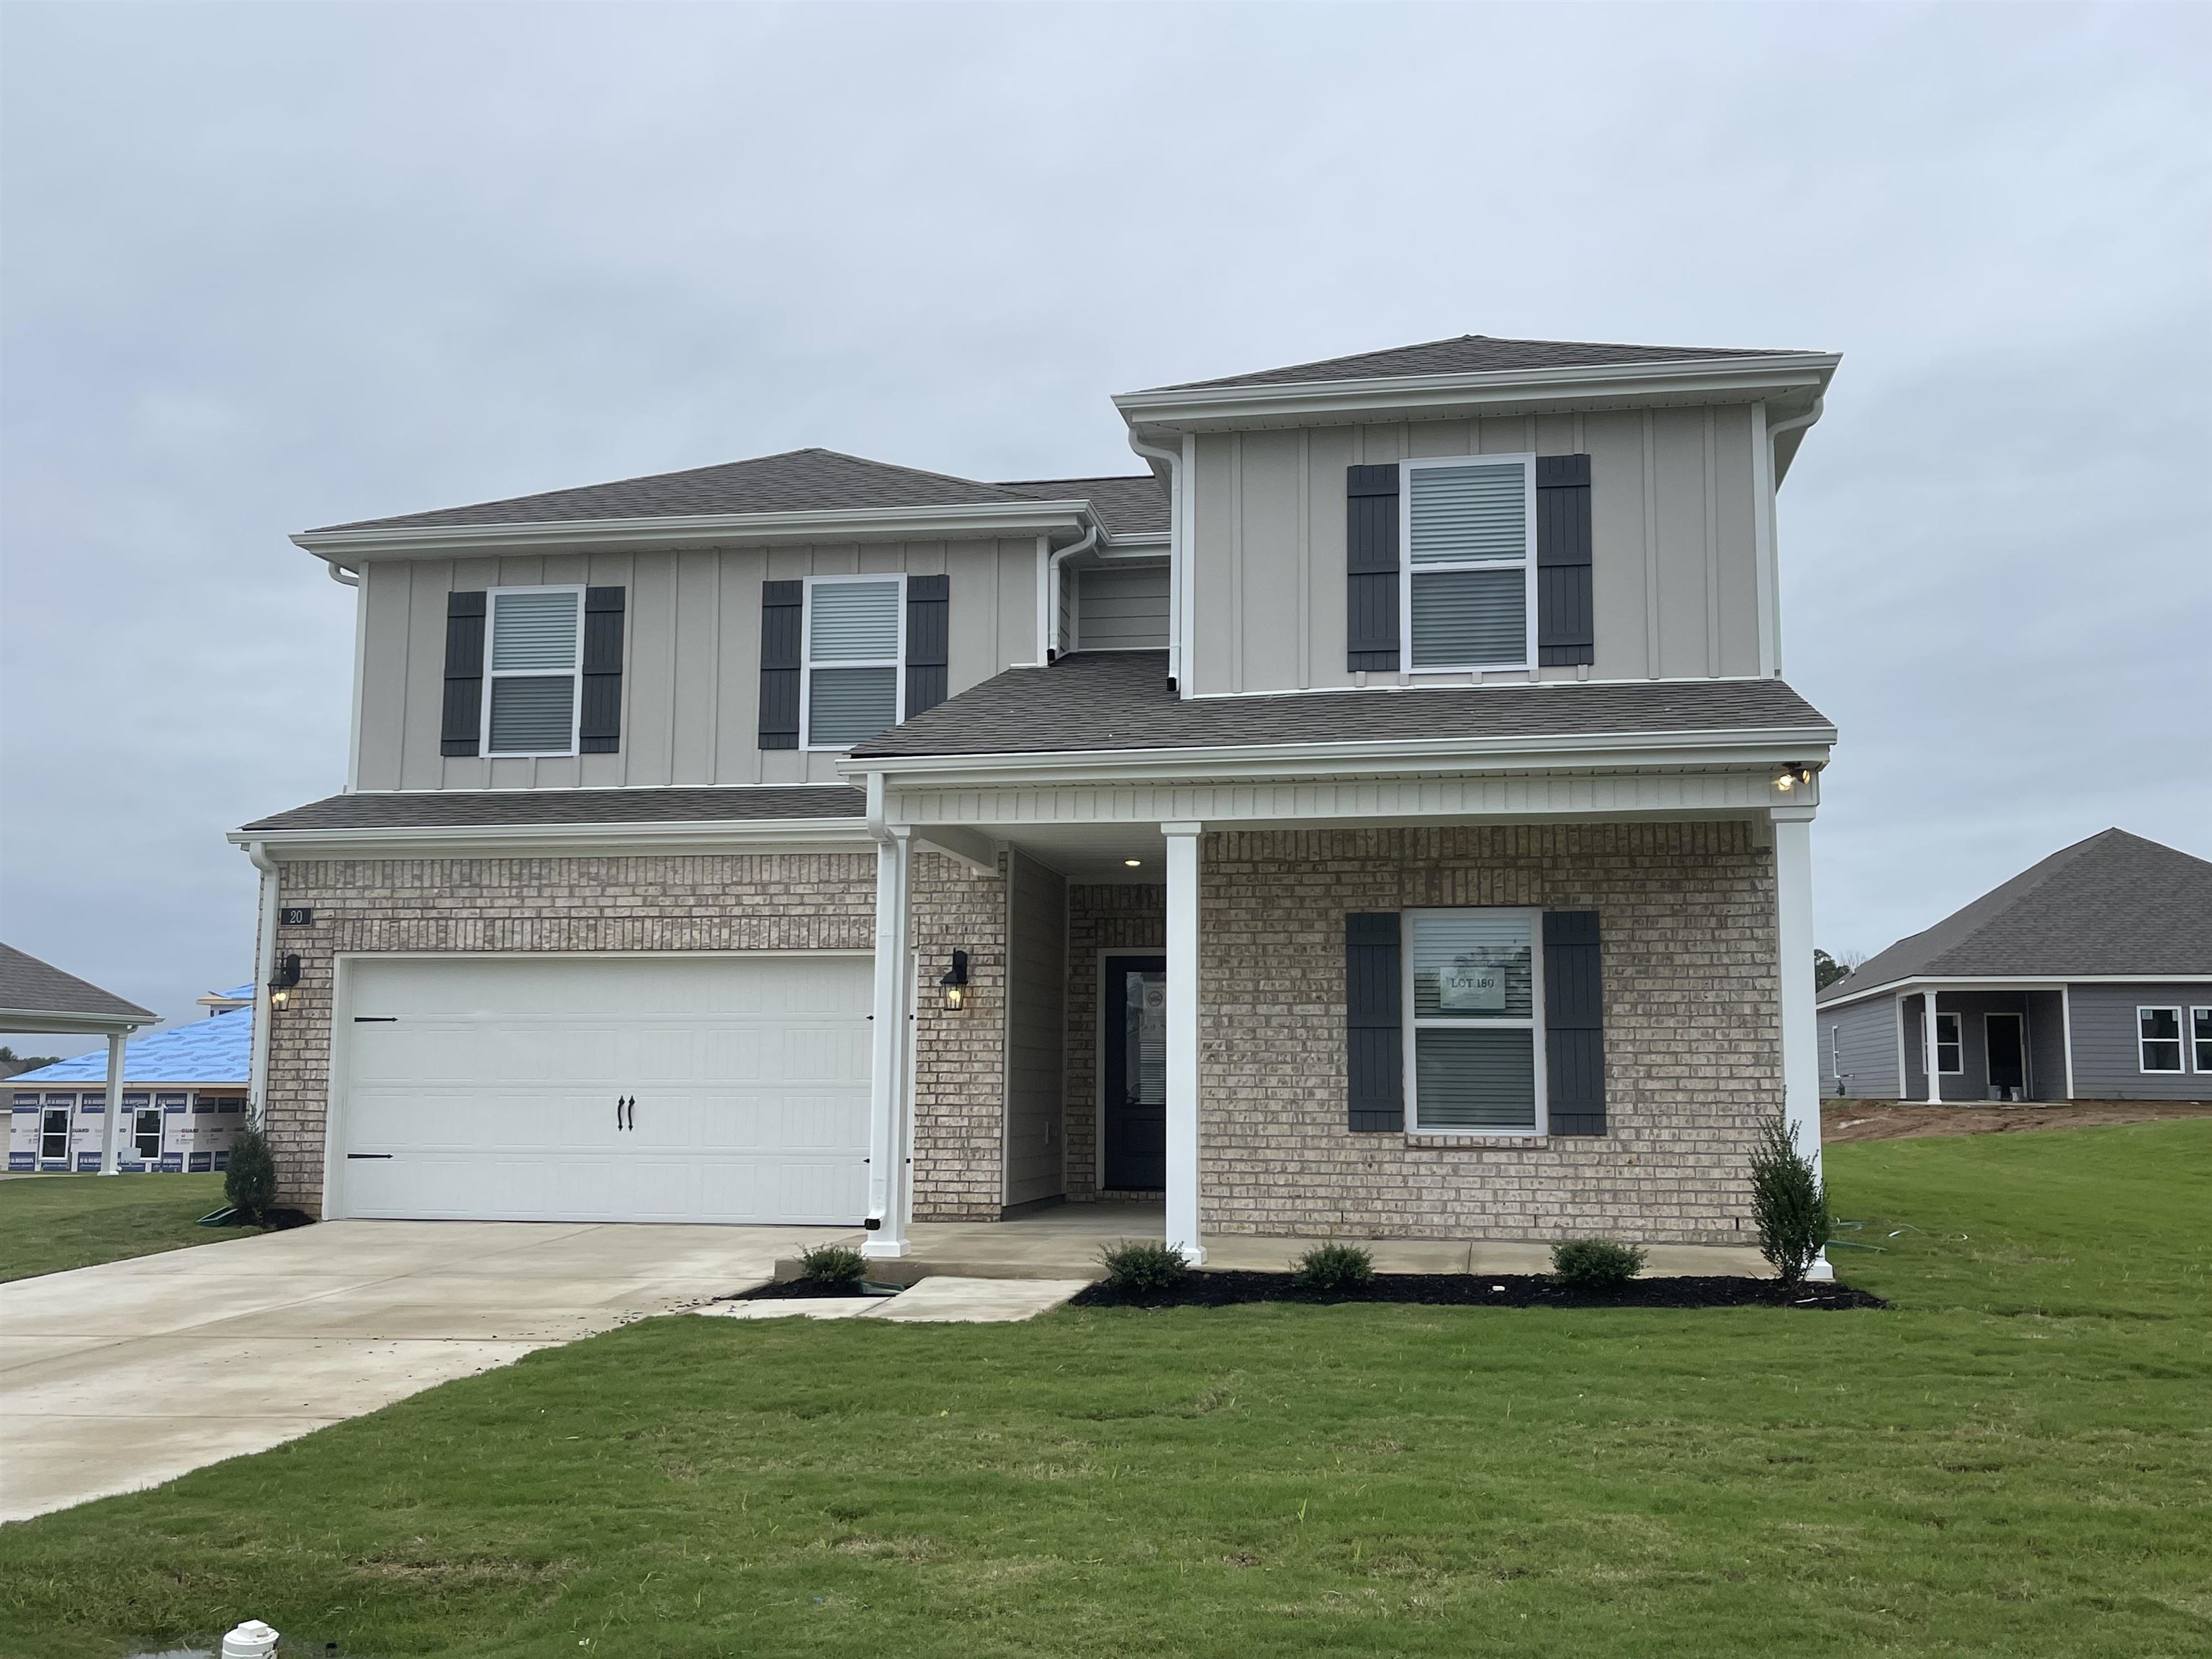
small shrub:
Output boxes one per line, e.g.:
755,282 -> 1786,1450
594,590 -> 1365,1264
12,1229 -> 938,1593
797,1244 -> 866,1287
1097,1238 -> 1189,1293
1750,1115 -> 1831,1287
1550,1238 -> 1647,1290
1290,1241 -> 1375,1293
224,1125 -> 277,1223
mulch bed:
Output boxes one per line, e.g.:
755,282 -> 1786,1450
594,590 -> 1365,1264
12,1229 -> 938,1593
729,1277 -> 903,1302
1069,1271 -> 1886,1311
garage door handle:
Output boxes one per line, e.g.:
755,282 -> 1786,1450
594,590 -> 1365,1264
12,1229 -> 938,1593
346,1153 -> 393,1160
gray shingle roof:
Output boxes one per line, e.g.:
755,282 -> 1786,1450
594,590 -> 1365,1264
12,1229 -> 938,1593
996,475 -> 1169,538
315,449 -> 1040,534
240,786 -> 865,833
1821,830 -> 2212,997
0,943 -> 156,1025
1153,333 -> 1820,392
851,650 -> 1832,759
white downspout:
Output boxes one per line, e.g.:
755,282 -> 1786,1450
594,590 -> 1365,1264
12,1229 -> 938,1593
329,561 -> 366,792
246,841 -> 280,1128
1044,523 -> 1099,660
1759,397 -> 1822,680
1127,431 -> 1183,691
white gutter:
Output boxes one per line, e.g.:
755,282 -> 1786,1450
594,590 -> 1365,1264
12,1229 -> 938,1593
1112,354 -> 1840,432
245,840 -> 279,1127
1818,971 -> 2212,1014
224,816 -> 872,860
292,498 -> 1093,562
325,562 -> 359,588
1044,523 -> 1099,660
1125,433 -> 1184,689
1766,395 -> 1825,484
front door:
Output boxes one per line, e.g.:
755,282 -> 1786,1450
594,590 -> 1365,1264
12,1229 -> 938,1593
1102,955 -> 1167,1191
1986,1012 -> 2026,1100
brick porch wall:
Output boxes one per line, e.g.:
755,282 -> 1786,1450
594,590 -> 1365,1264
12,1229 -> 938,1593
1200,822 -> 1779,1246
258,849 -> 1002,1219
1063,884 -> 1164,1199
909,852 -> 1007,1220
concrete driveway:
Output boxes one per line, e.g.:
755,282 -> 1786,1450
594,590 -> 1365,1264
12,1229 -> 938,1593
0,1220 -> 837,1523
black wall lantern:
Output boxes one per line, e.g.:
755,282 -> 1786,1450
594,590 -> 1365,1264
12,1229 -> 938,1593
268,952 -> 302,1011
939,950 -> 970,1011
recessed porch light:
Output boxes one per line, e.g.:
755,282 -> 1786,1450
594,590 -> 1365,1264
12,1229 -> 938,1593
1123,859 -> 1142,868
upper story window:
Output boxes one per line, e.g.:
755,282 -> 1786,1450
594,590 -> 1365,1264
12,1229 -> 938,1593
1401,455 -> 1536,673
804,575 -> 904,749
485,587 -> 583,756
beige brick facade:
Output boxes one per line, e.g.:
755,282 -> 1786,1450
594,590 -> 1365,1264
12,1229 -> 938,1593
259,849 -> 1000,1219
909,853 -> 1008,1221
1197,822 -> 1779,1245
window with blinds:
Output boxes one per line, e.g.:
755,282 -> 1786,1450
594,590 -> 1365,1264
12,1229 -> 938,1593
485,588 -> 583,755
1406,908 -> 1545,1132
1402,457 -> 1536,671
804,576 -> 904,747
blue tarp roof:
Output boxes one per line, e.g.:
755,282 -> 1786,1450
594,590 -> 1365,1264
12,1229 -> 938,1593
215,982 -> 253,1001
12,1007 -> 251,1087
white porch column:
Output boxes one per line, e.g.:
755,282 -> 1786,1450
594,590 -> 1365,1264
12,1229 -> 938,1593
1772,808 -> 1822,1186
98,1030 -> 127,1175
1921,985 -> 1943,1106
863,829 -> 914,1259
1162,821 -> 1204,1264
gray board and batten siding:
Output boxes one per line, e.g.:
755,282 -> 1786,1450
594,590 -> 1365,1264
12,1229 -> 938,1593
354,538 -> 1044,793
1186,404 -> 1768,697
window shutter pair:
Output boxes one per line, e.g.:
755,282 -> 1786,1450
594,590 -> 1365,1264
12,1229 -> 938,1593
1342,909 -> 1605,1136
1343,458 -> 1593,672
440,588 -> 624,757
757,575 -> 950,750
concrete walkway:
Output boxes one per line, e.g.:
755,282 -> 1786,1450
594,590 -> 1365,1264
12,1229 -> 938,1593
696,1276 -> 1090,1323
0,1220 -> 835,1523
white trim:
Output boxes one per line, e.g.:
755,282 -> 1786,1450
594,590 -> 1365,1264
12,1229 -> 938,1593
1748,400 -> 1779,678
2190,1006 -> 2212,1074
1179,433 -> 1196,693
1401,906 -> 1547,1138
1397,453 -> 1537,675
801,572 -> 907,752
293,498 -> 1094,560
2136,1004 -> 2185,1074
1930,1010 -> 1964,1076
227,818 -> 871,860
346,567 -> 369,792
1773,810 -> 1822,1184
1112,354 -> 1839,431
481,585 -> 586,760
1820,972 -> 2212,1013
864,832 -> 916,1257
1893,992 -> 1910,1099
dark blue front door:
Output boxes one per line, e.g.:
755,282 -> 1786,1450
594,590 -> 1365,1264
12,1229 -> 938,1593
1102,956 -> 1166,1191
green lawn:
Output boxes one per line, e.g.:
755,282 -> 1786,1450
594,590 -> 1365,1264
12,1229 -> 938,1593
0,1173 -> 233,1283
3,1123 -> 2207,1659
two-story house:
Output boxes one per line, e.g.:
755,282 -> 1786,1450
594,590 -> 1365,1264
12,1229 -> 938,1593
232,333 -> 1840,1267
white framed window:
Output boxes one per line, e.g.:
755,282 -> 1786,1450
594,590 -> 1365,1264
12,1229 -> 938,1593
1403,907 -> 1545,1134
2138,1006 -> 2183,1073
2193,1007 -> 2212,1073
802,574 -> 904,750
1921,1010 -> 1963,1076
1400,454 -> 1536,673
482,585 -> 584,756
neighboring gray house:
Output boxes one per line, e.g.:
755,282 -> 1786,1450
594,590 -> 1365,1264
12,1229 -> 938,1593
230,333 -> 1843,1262
1819,830 -> 2212,1104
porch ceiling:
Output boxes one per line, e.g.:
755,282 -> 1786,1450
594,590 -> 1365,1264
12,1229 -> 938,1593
987,822 -> 1168,884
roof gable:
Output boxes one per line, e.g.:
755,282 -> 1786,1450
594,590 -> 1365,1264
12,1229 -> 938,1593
0,943 -> 155,1025
1152,333 -> 1818,392
1822,829 -> 2212,997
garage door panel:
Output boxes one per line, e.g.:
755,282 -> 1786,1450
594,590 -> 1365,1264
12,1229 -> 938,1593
340,956 -> 871,1226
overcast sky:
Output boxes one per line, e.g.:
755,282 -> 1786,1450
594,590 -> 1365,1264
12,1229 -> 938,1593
4,1 -> 2207,1056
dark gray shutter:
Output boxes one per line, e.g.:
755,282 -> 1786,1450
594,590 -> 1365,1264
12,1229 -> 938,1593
758,580 -> 802,750
439,590 -> 486,757
579,586 -> 625,754
1544,910 -> 1605,1135
1346,464 -> 1401,671
1346,912 -> 1404,1132
1537,454 -> 1593,667
905,574 -> 948,717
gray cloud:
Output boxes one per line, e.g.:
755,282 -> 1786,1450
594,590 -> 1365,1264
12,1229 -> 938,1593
5,1 -> 2206,1052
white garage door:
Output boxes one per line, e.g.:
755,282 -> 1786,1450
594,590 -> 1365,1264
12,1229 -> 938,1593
337,955 -> 871,1225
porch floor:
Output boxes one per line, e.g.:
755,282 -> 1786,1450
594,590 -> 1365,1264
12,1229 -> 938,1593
824,1202 -> 1774,1284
